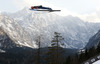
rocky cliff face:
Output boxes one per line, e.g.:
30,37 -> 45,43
85,30 -> 100,49
0,28 -> 17,50
0,15 -> 36,48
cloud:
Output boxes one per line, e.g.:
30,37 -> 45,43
13,0 -> 72,16
77,8 -> 100,23
13,0 -> 53,9
13,0 -> 100,23
59,7 -> 100,23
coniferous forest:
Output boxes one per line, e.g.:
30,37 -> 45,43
0,32 -> 100,64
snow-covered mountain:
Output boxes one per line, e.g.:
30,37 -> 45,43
85,30 -> 100,49
0,27 -> 17,50
1,8 -> 100,49
0,15 -> 37,48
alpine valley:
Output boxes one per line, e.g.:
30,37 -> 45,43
0,8 -> 100,49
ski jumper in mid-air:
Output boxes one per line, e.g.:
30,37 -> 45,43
30,5 -> 61,12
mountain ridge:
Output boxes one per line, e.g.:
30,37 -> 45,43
85,30 -> 100,49
1,8 -> 100,49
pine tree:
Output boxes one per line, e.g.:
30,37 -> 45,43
37,36 -> 41,64
74,54 -> 79,64
34,36 -> 41,64
66,56 -> 71,64
79,52 -> 85,63
88,46 -> 96,57
85,49 -> 89,60
46,32 -> 66,64
97,42 -> 100,54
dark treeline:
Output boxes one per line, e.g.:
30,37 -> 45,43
65,41 -> 100,64
0,47 -> 66,64
0,47 -> 37,64
0,41 -> 100,64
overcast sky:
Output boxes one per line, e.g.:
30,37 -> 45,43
0,0 -> 100,22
